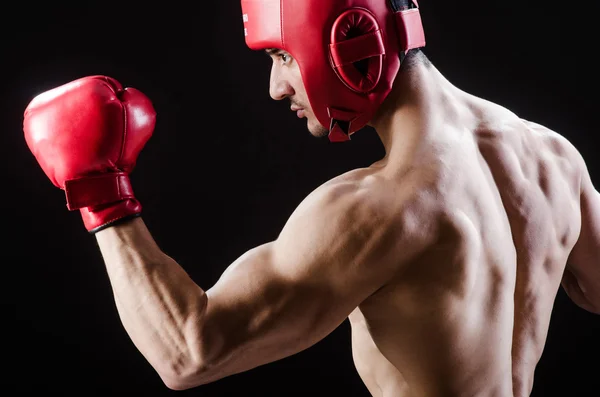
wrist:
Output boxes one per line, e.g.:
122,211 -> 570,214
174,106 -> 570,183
63,172 -> 142,233
81,199 -> 142,233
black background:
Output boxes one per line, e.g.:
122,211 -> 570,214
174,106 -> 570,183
2,1 -> 599,396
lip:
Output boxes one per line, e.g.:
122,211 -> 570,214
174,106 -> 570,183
291,106 -> 305,118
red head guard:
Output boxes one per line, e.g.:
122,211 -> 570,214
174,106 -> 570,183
241,0 -> 426,142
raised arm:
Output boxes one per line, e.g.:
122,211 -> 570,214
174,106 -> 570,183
96,179 -> 403,390
21,75 -> 410,391
564,153 -> 600,314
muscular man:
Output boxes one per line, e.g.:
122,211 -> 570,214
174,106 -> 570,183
22,1 -> 600,396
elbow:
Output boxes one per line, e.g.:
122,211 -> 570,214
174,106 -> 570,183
579,300 -> 600,315
154,306 -> 226,390
155,342 -> 221,390
564,288 -> 600,315
161,377 -> 197,392
562,272 -> 600,314
156,345 -> 236,391
582,289 -> 600,314
156,360 -> 212,391
161,375 -> 190,391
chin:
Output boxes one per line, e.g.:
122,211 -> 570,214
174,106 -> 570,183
307,118 -> 329,138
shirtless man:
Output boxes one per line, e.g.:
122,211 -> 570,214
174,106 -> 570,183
22,1 -> 600,396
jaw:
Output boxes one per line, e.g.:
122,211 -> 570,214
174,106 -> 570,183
306,116 -> 329,138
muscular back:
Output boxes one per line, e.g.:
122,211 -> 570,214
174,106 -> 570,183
349,99 -> 583,397
477,116 -> 582,396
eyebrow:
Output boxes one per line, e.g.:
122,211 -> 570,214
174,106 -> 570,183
265,48 -> 281,56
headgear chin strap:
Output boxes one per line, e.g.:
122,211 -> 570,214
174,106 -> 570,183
241,0 -> 426,142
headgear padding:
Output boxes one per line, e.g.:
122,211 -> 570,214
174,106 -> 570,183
241,0 -> 425,142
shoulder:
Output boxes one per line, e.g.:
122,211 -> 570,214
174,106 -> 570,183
275,168 -> 435,271
522,119 -> 587,188
304,167 -> 439,232
285,168 -> 388,233
520,118 -> 580,158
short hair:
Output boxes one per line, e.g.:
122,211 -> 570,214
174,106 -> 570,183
402,48 -> 430,71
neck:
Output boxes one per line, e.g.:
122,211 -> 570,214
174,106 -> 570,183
369,54 -> 467,165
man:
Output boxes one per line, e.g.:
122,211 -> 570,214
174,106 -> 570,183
22,1 -> 600,396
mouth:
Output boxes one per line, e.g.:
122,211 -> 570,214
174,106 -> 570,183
291,106 -> 305,118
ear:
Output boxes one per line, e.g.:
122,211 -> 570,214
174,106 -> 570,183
329,8 -> 384,93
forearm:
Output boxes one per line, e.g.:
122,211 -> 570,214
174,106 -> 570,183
95,217 -> 208,388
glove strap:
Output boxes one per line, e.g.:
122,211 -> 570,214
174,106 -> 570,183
64,173 -> 135,211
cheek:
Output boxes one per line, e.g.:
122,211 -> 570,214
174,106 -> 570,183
293,79 -> 306,98
292,69 -> 310,106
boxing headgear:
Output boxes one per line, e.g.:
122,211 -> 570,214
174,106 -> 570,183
241,0 -> 426,142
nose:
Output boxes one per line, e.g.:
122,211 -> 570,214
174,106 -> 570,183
269,64 -> 294,101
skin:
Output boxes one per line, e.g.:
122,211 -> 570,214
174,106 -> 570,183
95,49 -> 600,396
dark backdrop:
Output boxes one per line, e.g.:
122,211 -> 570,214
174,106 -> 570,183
2,1 -> 598,396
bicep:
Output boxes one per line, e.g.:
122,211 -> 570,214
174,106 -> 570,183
198,240 -> 374,382
194,186 -> 401,384
206,242 -> 351,353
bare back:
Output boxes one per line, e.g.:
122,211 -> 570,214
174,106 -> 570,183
349,99 -> 583,397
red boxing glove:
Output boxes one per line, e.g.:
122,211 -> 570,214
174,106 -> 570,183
23,75 -> 156,233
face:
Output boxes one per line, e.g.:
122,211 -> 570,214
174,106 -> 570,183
266,49 -> 329,138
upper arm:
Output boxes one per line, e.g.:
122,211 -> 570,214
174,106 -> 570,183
194,182 -> 406,384
565,150 -> 600,311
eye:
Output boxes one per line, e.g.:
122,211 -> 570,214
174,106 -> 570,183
279,53 -> 291,64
